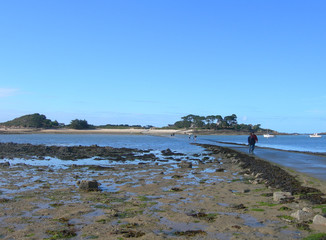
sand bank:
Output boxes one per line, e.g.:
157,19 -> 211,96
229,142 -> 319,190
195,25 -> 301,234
0,127 -> 191,135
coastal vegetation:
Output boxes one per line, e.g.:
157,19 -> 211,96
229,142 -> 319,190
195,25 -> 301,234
0,113 -> 59,128
170,114 -> 273,133
68,119 -> 93,130
0,113 -> 153,130
0,113 -> 275,133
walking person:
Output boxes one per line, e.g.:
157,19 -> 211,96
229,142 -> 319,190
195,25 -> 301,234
248,132 -> 258,154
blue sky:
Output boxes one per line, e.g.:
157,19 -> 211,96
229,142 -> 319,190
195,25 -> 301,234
0,1 -> 325,133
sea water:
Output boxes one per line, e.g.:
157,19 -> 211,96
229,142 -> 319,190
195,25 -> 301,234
0,133 -> 325,154
1,133 -> 326,180
196,135 -> 326,153
197,135 -> 326,181
0,134 -> 203,154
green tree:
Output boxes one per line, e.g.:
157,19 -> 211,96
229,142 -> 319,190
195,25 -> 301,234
181,114 -> 196,123
1,113 -> 59,128
224,114 -> 238,128
69,119 -> 90,129
215,115 -> 223,129
179,114 -> 205,128
192,115 -> 205,128
205,115 -> 217,128
172,113 -> 265,132
52,120 -> 59,127
252,124 -> 261,132
174,120 -> 191,128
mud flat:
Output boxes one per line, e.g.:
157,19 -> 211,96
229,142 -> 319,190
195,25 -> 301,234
0,143 -> 326,239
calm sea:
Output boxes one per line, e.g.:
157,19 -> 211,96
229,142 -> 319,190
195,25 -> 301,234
0,133 -> 325,154
1,134 -> 326,180
199,135 -> 326,153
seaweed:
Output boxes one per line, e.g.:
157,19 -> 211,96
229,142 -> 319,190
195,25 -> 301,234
196,144 -> 326,205
174,230 -> 207,236
187,211 -> 218,222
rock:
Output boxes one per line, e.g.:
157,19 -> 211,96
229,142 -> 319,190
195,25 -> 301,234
273,192 -> 292,202
241,189 -> 250,193
295,223 -> 311,231
291,210 -> 314,221
249,178 -> 264,184
255,173 -> 263,178
215,168 -> 225,172
302,207 -> 313,212
77,180 -> 100,191
0,162 -> 10,167
313,214 -> 326,226
231,158 -> 240,164
230,203 -> 246,209
139,153 -> 156,160
178,161 -> 192,169
170,187 -> 183,192
105,208 -> 118,216
161,148 -> 184,156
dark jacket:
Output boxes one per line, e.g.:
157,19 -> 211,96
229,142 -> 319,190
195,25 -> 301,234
248,135 -> 258,145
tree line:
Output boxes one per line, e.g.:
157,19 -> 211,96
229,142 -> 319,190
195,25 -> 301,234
0,113 -> 153,130
171,114 -> 263,132
1,113 -> 59,128
1,113 -> 269,132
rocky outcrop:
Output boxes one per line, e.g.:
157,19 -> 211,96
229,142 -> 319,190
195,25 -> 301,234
0,162 -> 10,167
0,142 -> 147,161
195,143 -> 326,205
178,161 -> 192,168
291,208 -> 315,221
273,192 -> 293,203
161,149 -> 185,156
77,180 -> 100,191
313,215 -> 326,226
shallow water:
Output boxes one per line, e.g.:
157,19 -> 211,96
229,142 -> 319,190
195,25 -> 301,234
1,133 -> 325,154
199,134 -> 326,153
1,133 -> 326,181
0,134 -> 203,153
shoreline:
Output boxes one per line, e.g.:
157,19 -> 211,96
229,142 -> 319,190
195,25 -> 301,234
0,128 -> 189,135
0,127 -> 282,136
0,143 -> 326,239
1,128 -> 324,157
215,140 -> 326,157
1,126 -> 322,136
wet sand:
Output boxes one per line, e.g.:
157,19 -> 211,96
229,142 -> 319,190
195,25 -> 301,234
0,144 -> 326,239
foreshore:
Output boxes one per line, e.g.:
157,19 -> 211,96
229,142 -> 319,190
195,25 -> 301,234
0,127 -> 261,135
0,143 -> 325,239
0,127 -> 187,135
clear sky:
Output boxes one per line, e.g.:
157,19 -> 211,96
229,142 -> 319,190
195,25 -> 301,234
0,1 -> 325,133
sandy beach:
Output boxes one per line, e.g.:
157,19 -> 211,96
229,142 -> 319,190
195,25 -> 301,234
0,127 -> 184,135
0,142 -> 325,239
0,127 -> 249,136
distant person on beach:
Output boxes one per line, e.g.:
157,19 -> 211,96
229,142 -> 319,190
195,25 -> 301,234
248,132 -> 258,153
